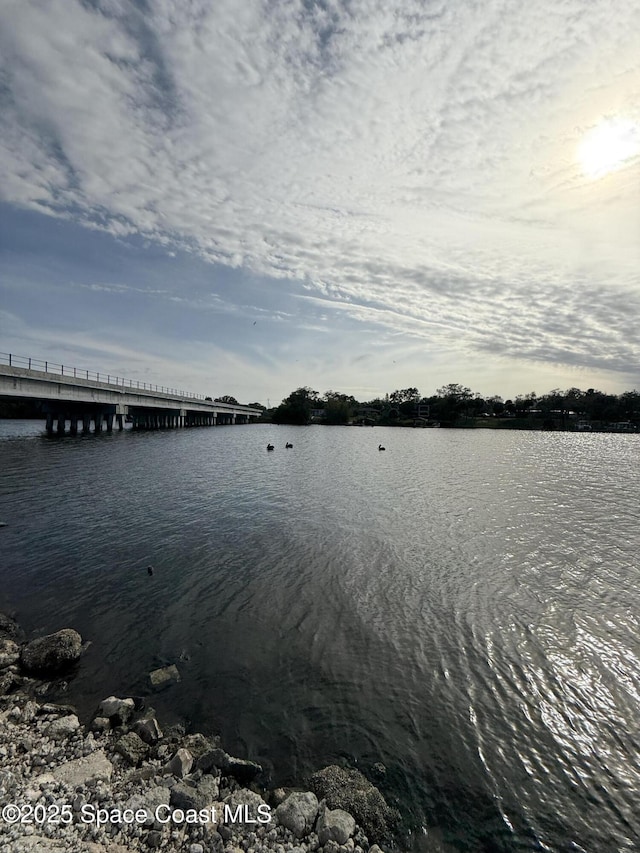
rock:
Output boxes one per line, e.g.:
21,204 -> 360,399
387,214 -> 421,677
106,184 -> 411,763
0,670 -> 17,696
0,612 -> 24,642
97,695 -> 135,725
309,765 -> 399,842
271,787 -> 287,806
275,791 -> 319,837
114,731 -> 150,765
52,749 -> 113,786
164,747 -> 194,778
133,715 -> 163,744
170,779 -> 215,812
197,747 -> 229,773
126,785 -> 171,824
316,801 -> 356,845
20,628 -> 82,674
222,789 -> 271,830
228,755 -> 263,783
0,638 -> 20,668
182,732 -> 216,758
45,713 -> 80,741
90,716 -> 111,733
149,664 -> 180,690
197,747 -> 262,782
145,829 -> 163,848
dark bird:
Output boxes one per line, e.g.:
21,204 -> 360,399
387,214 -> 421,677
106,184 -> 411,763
378,444 -> 386,451
147,565 -> 154,576
267,443 -> 274,451
285,442 -> 293,448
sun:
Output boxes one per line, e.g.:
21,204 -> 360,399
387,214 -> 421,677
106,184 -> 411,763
578,117 -> 640,179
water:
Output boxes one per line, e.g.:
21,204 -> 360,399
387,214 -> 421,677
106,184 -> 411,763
1,420 -> 639,852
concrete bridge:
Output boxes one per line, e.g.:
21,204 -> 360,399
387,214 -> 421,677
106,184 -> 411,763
0,354 -> 262,435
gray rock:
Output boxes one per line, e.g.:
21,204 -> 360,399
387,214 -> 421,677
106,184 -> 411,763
164,747 -> 194,778
316,802 -> 355,845
223,789 -> 271,830
126,785 -> 170,824
20,628 -> 82,674
0,670 -> 17,695
90,716 -> 111,733
0,612 -> 24,642
133,716 -> 163,744
197,747 -> 230,773
275,791 -> 319,838
114,731 -> 150,765
149,664 -> 180,690
52,749 -> 113,786
0,638 -> 20,668
197,747 -> 262,782
309,765 -> 399,842
170,781 -> 209,812
146,829 -> 163,848
45,714 -> 80,741
228,755 -> 263,783
97,695 -> 135,725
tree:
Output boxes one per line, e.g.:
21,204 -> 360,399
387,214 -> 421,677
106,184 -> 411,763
323,391 -> 357,424
271,387 -> 319,425
215,395 -> 239,404
433,383 -> 474,424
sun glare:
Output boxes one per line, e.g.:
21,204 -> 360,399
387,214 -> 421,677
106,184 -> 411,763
578,117 -> 640,179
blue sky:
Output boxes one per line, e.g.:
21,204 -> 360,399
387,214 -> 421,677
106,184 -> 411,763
1,0 -> 639,406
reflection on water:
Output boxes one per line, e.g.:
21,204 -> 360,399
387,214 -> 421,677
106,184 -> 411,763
1,421 -> 639,851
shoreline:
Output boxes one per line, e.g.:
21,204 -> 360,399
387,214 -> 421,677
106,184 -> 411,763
0,615 -> 408,853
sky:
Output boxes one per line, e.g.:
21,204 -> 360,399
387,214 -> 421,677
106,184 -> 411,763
1,0 -> 639,407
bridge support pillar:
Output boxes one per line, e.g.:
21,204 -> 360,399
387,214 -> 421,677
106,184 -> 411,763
106,413 -> 114,432
70,417 -> 78,436
117,414 -> 123,431
46,412 -> 54,436
57,414 -> 65,435
83,413 -> 91,434
95,413 -> 102,433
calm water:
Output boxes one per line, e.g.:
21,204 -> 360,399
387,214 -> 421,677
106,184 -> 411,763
1,420 -> 639,852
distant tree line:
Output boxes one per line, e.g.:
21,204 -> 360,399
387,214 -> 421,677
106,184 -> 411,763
267,384 -> 640,427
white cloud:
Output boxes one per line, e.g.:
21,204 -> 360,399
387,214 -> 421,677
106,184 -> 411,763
1,0 -> 639,388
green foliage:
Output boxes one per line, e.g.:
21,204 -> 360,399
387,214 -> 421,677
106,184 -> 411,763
271,387 -> 319,425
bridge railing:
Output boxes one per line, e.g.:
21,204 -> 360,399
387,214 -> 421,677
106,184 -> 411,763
0,352 -> 206,400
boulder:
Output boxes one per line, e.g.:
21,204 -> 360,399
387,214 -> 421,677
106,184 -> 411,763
132,716 -> 163,744
20,629 -> 82,674
222,789 -> 271,830
97,696 -> 135,726
45,714 -> 80,741
164,747 -> 193,778
0,613 -> 24,643
0,639 -> 20,669
275,791 -> 319,837
52,749 -> 113,786
170,776 -> 219,812
316,801 -> 356,845
197,747 -> 262,782
114,731 -> 149,766
149,664 -> 180,690
309,765 -> 399,842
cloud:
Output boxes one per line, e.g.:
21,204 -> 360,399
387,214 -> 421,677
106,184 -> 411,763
1,0 -> 639,385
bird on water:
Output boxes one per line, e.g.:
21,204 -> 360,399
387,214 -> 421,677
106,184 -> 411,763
267,443 -> 274,451
285,442 -> 293,448
147,565 -> 154,576
378,444 -> 386,451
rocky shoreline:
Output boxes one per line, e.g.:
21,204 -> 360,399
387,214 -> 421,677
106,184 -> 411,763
0,614 -> 404,853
